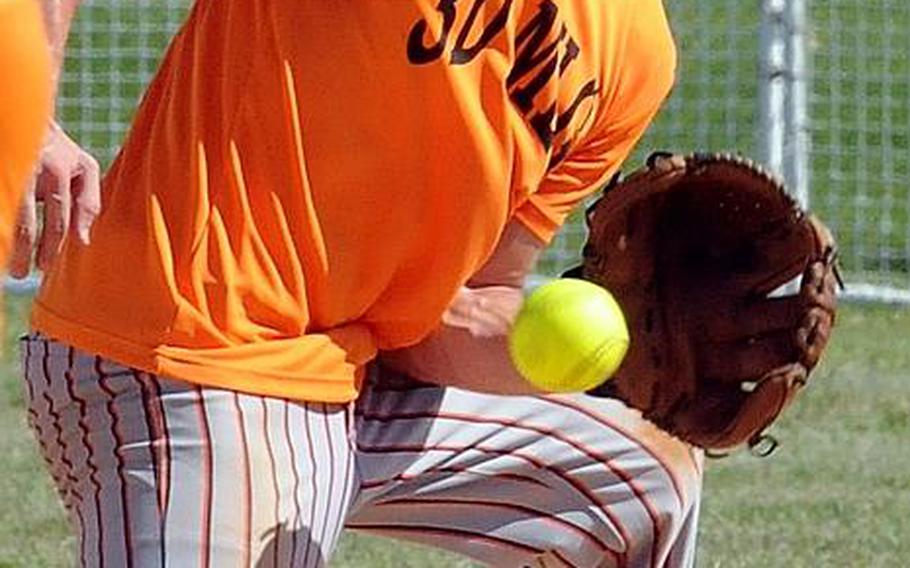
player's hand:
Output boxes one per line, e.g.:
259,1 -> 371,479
8,121 -> 101,278
440,285 -> 524,338
380,285 -> 541,394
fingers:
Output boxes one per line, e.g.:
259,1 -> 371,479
8,183 -> 38,279
37,150 -> 101,268
692,365 -> 805,451
706,295 -> 802,342
699,331 -> 795,383
796,259 -> 838,369
442,285 -> 524,337
797,306 -> 834,369
36,166 -> 72,271
702,295 -> 834,382
705,256 -> 839,367
72,152 -> 101,244
801,259 -> 838,313
9,124 -> 102,276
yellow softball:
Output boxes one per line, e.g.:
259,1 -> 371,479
508,278 -> 629,393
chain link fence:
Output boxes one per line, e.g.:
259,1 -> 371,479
809,0 -> 910,301
57,1 -> 190,166
15,0 -> 908,303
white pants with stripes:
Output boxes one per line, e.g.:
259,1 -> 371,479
22,334 -> 703,568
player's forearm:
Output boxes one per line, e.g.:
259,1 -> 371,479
382,219 -> 547,394
40,0 -> 81,97
381,286 -> 544,395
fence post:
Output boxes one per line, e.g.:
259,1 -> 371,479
758,0 -> 788,177
785,0 -> 811,208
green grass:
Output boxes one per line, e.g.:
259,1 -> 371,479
1,296 -> 909,566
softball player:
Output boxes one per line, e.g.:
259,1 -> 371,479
0,0 -> 52,267
22,1 -> 704,566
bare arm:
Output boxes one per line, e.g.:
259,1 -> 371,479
40,0 -> 80,94
9,0 -> 101,278
381,220 -> 550,395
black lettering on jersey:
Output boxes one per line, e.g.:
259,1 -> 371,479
407,0 -> 457,64
506,0 -> 561,96
408,0 -> 512,65
506,1 -> 599,151
508,25 -> 566,112
529,103 -> 558,149
451,0 -> 513,64
559,36 -> 580,76
549,88 -> 597,168
406,0 -> 600,156
555,78 -> 598,136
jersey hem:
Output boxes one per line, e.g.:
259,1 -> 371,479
30,301 -> 364,404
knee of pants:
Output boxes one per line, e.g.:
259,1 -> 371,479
540,447 -> 703,568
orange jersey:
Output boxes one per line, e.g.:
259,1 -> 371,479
0,0 -> 52,266
34,0 -> 676,402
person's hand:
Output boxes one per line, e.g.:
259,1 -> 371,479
439,285 -> 524,338
380,285 -> 541,394
8,121 -> 101,278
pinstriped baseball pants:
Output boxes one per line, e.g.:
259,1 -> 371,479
22,334 -> 702,568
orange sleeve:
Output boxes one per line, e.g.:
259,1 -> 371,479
514,13 -> 677,243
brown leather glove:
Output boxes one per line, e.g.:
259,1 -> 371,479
571,152 -> 841,453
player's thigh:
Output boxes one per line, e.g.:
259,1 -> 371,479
22,334 -> 356,567
350,377 -> 702,567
